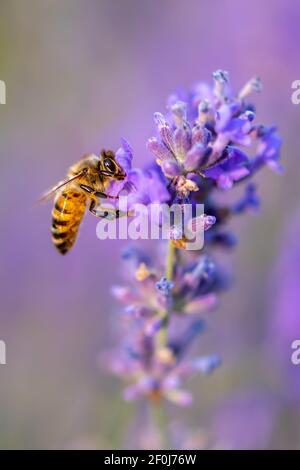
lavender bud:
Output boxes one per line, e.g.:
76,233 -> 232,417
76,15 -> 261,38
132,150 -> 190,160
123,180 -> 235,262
238,76 -> 262,100
147,137 -> 173,162
161,159 -> 181,178
185,143 -> 206,171
154,112 -> 175,153
171,101 -> 187,127
213,69 -> 229,100
156,276 -> 174,296
173,126 -> 191,163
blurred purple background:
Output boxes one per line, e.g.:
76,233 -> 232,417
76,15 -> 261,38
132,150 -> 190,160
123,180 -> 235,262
0,0 -> 300,449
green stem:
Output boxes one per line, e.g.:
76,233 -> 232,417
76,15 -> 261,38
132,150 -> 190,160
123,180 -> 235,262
151,402 -> 169,449
106,394 -> 132,448
152,242 -> 176,447
166,240 -> 175,280
157,241 -> 176,348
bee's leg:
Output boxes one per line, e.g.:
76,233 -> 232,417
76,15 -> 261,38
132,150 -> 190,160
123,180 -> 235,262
89,199 -> 133,220
80,184 -> 118,200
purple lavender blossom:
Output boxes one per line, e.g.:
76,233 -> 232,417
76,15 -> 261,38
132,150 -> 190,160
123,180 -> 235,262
109,245 -> 221,407
108,139 -> 170,205
104,71 -> 282,448
147,71 -> 281,195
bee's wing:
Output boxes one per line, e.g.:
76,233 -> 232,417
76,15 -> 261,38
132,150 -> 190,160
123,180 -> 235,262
37,171 -> 86,204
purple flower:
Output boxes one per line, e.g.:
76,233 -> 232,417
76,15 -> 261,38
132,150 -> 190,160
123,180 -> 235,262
108,140 -> 170,206
204,147 -> 250,189
115,138 -> 133,172
156,277 -> 174,295
100,71 -> 283,448
251,125 -> 283,174
108,246 -> 221,407
232,183 -> 260,214
126,165 -> 170,206
147,71 -> 281,198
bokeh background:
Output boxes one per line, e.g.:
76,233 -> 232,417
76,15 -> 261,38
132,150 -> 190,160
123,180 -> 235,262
0,0 -> 300,449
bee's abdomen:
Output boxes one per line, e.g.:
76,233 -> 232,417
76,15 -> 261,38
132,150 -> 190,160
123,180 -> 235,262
51,191 -> 87,255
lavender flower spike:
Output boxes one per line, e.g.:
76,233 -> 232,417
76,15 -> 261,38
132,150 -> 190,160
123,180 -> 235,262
103,71 -> 282,449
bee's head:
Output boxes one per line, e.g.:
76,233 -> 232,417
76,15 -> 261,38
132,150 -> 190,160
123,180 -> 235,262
99,150 -> 126,180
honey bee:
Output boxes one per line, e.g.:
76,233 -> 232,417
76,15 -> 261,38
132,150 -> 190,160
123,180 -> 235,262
41,150 -> 129,255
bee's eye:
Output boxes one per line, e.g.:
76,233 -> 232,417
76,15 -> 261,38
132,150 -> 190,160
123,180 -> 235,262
104,158 -> 117,173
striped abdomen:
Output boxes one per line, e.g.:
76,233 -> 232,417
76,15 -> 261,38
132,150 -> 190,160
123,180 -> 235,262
51,190 -> 87,255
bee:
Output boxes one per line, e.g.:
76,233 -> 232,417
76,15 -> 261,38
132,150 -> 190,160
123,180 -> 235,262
41,150 -> 130,255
